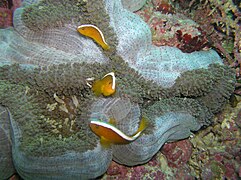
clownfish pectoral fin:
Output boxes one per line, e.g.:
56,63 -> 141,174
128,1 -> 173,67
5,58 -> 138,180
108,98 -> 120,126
77,24 -> 110,50
100,137 -> 112,148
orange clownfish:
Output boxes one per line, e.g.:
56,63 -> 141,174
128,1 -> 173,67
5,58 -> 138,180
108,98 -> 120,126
77,24 -> 110,50
89,117 -> 147,147
92,72 -> 116,97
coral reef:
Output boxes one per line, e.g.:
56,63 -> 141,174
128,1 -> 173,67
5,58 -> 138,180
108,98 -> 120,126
103,102 -> 241,179
172,0 -> 241,95
103,156 -> 166,179
188,102 -> 241,179
161,139 -> 193,168
0,7 -> 12,28
0,0 -> 236,179
152,0 -> 175,14
0,0 -> 22,28
135,0 -> 209,53
175,28 -> 208,53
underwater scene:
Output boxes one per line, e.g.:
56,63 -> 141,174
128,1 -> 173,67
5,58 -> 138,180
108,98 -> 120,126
0,0 -> 240,179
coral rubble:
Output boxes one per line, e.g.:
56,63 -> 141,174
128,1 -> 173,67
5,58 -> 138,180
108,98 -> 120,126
0,0 -> 236,179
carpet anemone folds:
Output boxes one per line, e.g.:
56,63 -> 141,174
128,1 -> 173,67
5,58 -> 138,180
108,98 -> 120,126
0,0 -> 236,179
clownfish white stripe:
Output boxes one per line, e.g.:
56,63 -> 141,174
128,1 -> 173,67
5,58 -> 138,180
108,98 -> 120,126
90,120 -> 141,141
103,72 -> 116,90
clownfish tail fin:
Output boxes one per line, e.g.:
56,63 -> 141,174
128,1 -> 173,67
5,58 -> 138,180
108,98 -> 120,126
132,117 -> 148,139
137,117 -> 148,133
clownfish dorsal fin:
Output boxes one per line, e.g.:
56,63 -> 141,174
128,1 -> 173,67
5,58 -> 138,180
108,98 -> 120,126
77,24 -> 110,50
108,117 -> 117,126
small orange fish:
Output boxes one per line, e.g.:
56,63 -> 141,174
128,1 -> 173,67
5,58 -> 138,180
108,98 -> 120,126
89,117 -> 147,147
92,72 -> 116,96
77,24 -> 110,50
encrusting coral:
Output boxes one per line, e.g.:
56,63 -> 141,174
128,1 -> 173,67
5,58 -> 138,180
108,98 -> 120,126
0,0 -> 236,179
